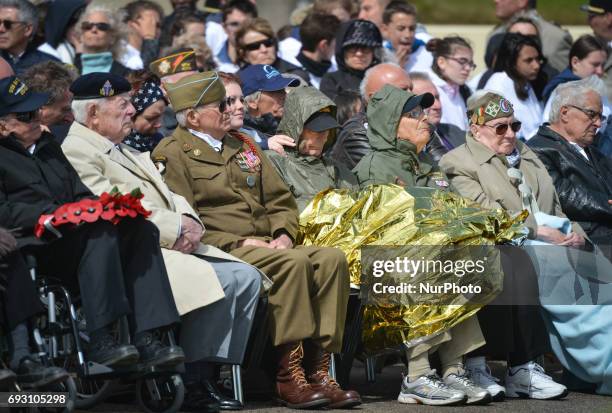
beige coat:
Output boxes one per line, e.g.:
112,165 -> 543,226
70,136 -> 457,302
62,122 -> 241,315
439,135 -> 583,239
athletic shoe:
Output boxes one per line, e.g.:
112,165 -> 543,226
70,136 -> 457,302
397,370 -> 467,406
444,373 -> 491,405
505,361 -> 568,400
466,364 -> 506,401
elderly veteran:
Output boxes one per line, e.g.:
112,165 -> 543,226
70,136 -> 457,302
0,76 -> 183,369
528,79 -> 612,260
353,84 -> 451,189
152,71 -> 361,410
62,72 -> 261,412
266,86 -> 358,212
439,91 -> 572,400
351,84 -> 491,406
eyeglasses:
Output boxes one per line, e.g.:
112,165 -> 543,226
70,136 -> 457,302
196,100 -> 227,114
243,38 -> 274,51
226,96 -> 245,106
81,22 -> 111,32
0,19 -> 26,30
482,121 -> 522,135
444,56 -> 477,70
567,105 -> 607,123
404,106 -> 425,119
13,110 -> 39,123
225,21 -> 242,28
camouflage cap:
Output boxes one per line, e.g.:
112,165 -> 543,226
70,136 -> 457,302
149,48 -> 197,79
165,71 -> 226,112
467,92 -> 514,126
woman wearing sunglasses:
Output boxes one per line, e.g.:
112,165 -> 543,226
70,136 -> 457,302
235,18 -> 308,81
481,33 -> 546,141
73,4 -> 130,76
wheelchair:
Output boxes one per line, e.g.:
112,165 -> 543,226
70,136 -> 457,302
26,255 -> 185,413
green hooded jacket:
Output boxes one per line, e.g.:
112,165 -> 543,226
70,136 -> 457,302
266,86 -> 358,212
353,84 -> 450,190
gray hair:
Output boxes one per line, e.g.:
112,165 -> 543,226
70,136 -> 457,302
359,62 -> 402,100
175,109 -> 188,128
549,77 -> 603,123
244,90 -> 261,104
76,2 -> 127,60
71,98 -> 109,124
0,0 -> 38,36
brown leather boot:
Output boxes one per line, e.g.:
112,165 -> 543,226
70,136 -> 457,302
275,342 -> 330,409
303,342 -> 362,409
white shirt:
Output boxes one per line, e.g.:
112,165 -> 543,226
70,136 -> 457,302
484,71 -> 543,140
569,141 -> 589,161
405,45 -> 433,73
189,129 -> 223,152
119,42 -> 144,70
206,21 -> 228,57
429,70 -> 468,132
278,37 -> 338,73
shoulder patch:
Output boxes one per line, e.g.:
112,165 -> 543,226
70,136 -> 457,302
152,155 -> 167,175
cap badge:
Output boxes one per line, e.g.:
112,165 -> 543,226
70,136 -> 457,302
499,98 -> 512,113
485,101 -> 501,118
158,60 -> 171,75
100,80 -> 115,97
8,78 -> 27,96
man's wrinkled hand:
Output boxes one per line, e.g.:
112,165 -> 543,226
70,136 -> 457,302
269,233 -> 293,249
267,135 -> 296,156
238,238 -> 271,248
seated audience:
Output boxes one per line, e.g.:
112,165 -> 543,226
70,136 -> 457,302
235,18 -> 308,81
267,86 -> 358,211
353,84 -> 491,406
74,3 -> 130,76
426,36 -> 475,135
0,0 -> 58,74
529,79 -> 612,259
331,62 -> 412,170
37,0 -> 86,65
153,71 -> 361,409
123,71 -> 167,152
482,33 -> 545,140
216,0 -> 258,73
63,72 -> 261,412
160,0 -> 206,47
320,19 -> 382,100
582,0 -> 612,102
381,1 -> 433,73
0,75 -> 183,371
239,64 -> 299,137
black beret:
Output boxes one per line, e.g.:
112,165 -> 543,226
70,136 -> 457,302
70,72 -> 132,100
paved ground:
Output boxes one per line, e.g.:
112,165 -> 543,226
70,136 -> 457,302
83,360 -> 612,413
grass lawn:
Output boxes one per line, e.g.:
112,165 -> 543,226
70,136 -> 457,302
412,0 -> 590,25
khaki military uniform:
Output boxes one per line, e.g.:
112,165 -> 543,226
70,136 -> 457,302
153,127 -> 349,352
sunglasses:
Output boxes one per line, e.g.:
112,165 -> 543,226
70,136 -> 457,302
226,96 -> 245,106
13,110 -> 39,123
0,19 -> 26,30
243,38 -> 275,51
483,121 -> 522,135
81,21 -> 111,32
196,100 -> 227,114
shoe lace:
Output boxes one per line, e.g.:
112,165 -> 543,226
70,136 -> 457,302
472,365 -> 500,383
530,362 -> 553,381
452,373 -> 479,388
288,344 -> 309,389
423,373 -> 450,389
315,353 -> 340,389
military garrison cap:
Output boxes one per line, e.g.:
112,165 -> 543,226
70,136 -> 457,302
467,92 -> 514,126
149,48 -> 198,79
165,71 -> 226,112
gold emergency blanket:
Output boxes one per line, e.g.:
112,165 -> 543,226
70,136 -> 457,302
298,184 -> 527,354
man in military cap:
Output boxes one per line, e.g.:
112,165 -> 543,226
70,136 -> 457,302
150,48 -> 199,136
63,71 -> 264,411
153,71 -> 361,410
0,75 -> 184,371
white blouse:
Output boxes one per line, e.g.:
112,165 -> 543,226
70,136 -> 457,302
429,70 -> 468,132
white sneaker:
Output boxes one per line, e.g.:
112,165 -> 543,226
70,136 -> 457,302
505,362 -> 568,400
466,364 -> 506,401
397,370 -> 467,406
444,373 -> 491,405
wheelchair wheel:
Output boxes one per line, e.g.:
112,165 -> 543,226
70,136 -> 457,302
135,374 -> 185,413
35,375 -> 77,413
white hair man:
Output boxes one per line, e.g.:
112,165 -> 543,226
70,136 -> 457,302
63,72 -> 262,411
528,78 -> 612,259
